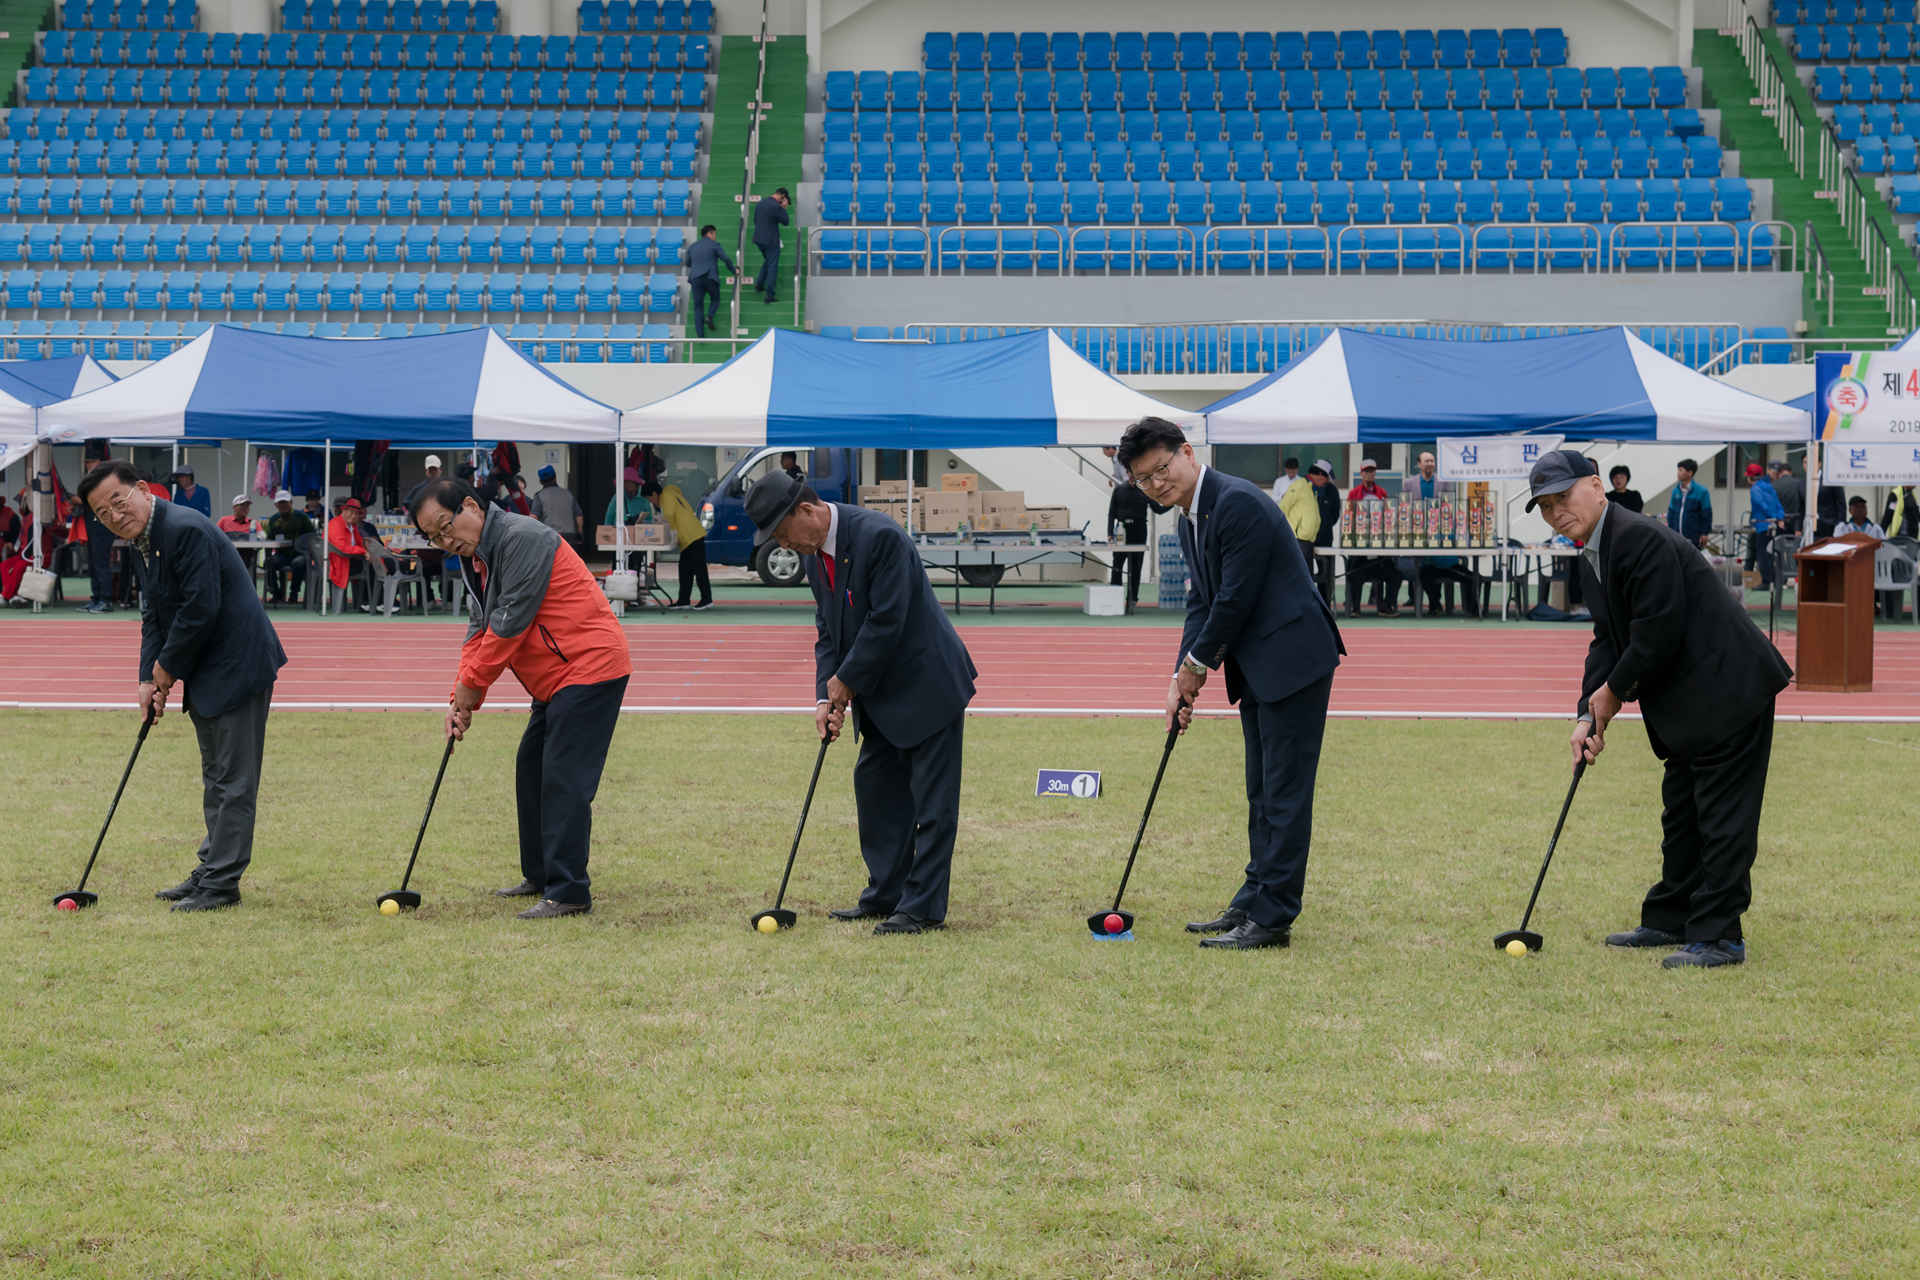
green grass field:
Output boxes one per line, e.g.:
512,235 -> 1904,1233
2,710 -> 1914,1278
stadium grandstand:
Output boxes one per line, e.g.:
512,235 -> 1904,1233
0,0 -> 1904,546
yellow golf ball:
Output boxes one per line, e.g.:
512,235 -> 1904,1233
757,915 -> 779,934
380,899 -> 400,916
1506,939 -> 1528,958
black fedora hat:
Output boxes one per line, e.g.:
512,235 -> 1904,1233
744,471 -> 811,546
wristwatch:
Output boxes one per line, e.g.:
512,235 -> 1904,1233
1181,654 -> 1210,678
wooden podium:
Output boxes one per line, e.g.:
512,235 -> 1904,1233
1794,534 -> 1881,692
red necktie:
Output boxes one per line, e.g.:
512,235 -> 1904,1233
820,553 -> 835,591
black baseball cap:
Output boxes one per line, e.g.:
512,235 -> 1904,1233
1525,450 -> 1598,512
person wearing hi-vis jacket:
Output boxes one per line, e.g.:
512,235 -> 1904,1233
744,471 -> 978,935
409,477 -> 633,920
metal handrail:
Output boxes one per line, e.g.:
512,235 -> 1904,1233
936,223 -> 1071,275
1806,217 -> 1837,328
728,0 -> 771,338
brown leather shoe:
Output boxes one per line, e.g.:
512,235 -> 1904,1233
494,879 -> 541,898
516,899 -> 590,919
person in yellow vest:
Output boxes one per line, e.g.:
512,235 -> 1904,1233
643,478 -> 712,611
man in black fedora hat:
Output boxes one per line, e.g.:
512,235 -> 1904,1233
1528,449 -> 1792,970
745,472 -> 977,935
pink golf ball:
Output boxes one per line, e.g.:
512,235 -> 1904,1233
1104,914 -> 1126,935
56,899 -> 78,912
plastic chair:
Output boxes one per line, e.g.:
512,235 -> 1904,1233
368,535 -> 427,614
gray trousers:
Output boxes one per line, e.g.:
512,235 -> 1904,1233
184,684 -> 272,891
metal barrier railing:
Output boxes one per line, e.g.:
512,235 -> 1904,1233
813,219 -> 1789,278
1807,217 -> 1838,328
1695,333 -> 1893,376
894,318 -> 1756,374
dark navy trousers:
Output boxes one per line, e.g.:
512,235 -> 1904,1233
851,709 -> 964,923
515,674 -> 628,905
1227,671 -> 1334,931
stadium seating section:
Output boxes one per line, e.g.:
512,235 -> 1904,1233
0,0 -> 716,360
808,322 -> 1795,375
918,29 -> 1569,72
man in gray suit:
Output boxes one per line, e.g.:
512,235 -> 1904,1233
77,460 -> 287,912
686,223 -> 736,339
751,188 -> 790,304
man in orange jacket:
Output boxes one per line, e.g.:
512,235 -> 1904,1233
411,477 -> 633,919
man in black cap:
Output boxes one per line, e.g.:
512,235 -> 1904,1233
1528,449 -> 1792,970
745,472 -> 977,935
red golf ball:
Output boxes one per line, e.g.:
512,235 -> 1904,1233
1104,914 -> 1126,935
56,899 -> 78,912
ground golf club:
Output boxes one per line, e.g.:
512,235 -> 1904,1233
53,705 -> 157,911
377,734 -> 455,912
751,732 -> 832,932
1087,720 -> 1182,939
1494,759 -> 1587,954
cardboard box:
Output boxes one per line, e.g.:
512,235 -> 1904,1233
859,482 -> 909,502
597,523 -> 670,547
941,472 -> 978,492
917,492 -> 968,533
863,498 -> 910,531
1084,585 -> 1127,616
1030,506 -> 1073,531
980,490 -> 1027,530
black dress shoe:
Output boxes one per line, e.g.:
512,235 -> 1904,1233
1199,919 -> 1290,950
829,905 -> 891,921
1185,907 -> 1248,934
1605,926 -> 1682,949
516,899 -> 590,919
494,879 -> 542,898
172,888 -> 241,912
155,877 -> 201,901
1661,939 -> 1746,969
873,912 -> 943,935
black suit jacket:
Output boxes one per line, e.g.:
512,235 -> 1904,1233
751,195 -> 789,249
1577,507 -> 1791,758
1178,469 -> 1344,706
137,497 -> 288,718
808,504 -> 977,748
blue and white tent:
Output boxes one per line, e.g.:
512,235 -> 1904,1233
1204,327 -> 1810,444
0,354 -> 117,407
37,324 -> 619,446
621,327 -> 1204,446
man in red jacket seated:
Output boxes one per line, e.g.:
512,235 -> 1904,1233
411,477 -> 633,919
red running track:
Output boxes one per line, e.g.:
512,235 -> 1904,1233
6,618 -> 1919,721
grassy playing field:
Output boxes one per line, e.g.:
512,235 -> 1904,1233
2,709 -> 1913,1277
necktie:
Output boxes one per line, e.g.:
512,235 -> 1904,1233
821,553 -> 835,591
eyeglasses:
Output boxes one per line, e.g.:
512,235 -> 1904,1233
419,512 -> 460,547
94,487 -> 146,521
1130,458 -> 1177,491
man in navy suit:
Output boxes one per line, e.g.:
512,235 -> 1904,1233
1117,418 -> 1345,951
78,459 -> 288,913
745,472 -> 978,934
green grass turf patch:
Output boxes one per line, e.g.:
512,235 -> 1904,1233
2,710 -> 1914,1277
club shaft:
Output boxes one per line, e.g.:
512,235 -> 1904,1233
398,736 -> 455,892
1112,722 -> 1182,913
1517,760 -> 1584,933
773,734 -> 832,911
73,712 -> 153,895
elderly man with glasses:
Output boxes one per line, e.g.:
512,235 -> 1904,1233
75,459 -> 287,912
1118,418 -> 1344,952
410,476 -> 633,920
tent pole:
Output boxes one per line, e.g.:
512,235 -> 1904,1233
321,438 -> 330,617
614,442 -> 624,611
907,450 -> 914,547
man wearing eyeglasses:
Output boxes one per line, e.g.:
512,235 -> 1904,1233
1117,418 -> 1344,951
75,459 -> 287,913
410,477 -> 632,920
